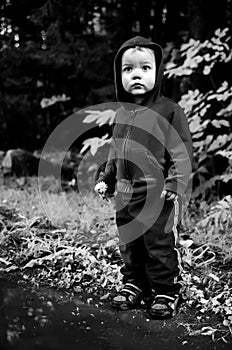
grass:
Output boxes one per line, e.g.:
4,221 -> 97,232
0,176 -> 232,341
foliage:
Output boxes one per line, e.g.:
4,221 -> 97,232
1,0 -> 232,150
0,181 -> 122,294
165,28 -> 232,199
80,109 -> 115,155
179,195 -> 232,338
0,181 -> 232,340
165,28 -> 232,77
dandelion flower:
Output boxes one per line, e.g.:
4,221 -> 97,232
95,181 -> 108,194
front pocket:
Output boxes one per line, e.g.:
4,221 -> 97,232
117,179 -> 133,193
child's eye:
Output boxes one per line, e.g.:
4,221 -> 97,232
143,65 -> 151,71
122,66 -> 132,72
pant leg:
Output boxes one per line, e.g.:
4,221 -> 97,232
119,237 -> 151,291
116,194 -> 151,291
143,198 -> 182,295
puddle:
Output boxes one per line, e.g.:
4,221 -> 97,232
0,279 -> 231,350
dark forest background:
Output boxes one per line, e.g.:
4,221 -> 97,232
1,3 -> 232,338
0,0 -> 231,151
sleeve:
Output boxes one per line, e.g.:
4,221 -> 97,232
95,127 -> 117,195
164,105 -> 193,196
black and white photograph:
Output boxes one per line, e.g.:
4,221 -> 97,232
0,1 -> 232,349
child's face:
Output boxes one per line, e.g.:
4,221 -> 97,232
121,48 -> 156,99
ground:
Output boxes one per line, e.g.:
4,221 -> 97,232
0,278 -> 231,350
0,176 -> 232,348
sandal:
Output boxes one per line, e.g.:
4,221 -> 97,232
111,283 -> 143,310
149,294 -> 181,319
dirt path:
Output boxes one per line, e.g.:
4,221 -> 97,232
0,279 -> 231,350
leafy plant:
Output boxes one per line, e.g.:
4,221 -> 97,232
165,28 -> 232,199
80,109 -> 115,156
1,177 -> 232,339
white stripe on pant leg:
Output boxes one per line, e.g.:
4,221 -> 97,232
173,199 -> 183,276
173,199 -> 179,246
175,247 -> 183,275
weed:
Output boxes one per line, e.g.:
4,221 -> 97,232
0,179 -> 232,340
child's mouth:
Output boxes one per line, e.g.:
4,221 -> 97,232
131,83 -> 144,88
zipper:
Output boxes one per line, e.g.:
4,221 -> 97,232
122,111 -> 136,182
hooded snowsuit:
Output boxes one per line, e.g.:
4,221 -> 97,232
96,36 -> 192,295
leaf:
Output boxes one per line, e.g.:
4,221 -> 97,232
217,81 -> 228,93
179,239 -> 193,248
208,273 -> 219,282
23,258 -> 44,269
219,173 -> 232,183
100,293 -> 110,300
205,135 -> 214,145
5,265 -> 19,272
97,110 -> 115,126
200,326 -> 217,336
189,116 -> 202,133
196,165 -> 209,174
192,131 -> 204,139
0,257 -> 11,265
40,94 -> 70,109
203,66 -> 211,75
208,134 -> 232,152
217,101 -> 232,117
80,135 -> 111,155
83,109 -> 115,126
192,140 -> 205,148
211,119 -> 230,128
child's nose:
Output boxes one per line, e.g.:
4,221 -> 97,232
131,68 -> 142,79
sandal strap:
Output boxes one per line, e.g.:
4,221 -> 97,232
149,294 -> 181,318
155,294 -> 176,302
151,294 -> 179,311
112,283 -> 143,310
121,283 -> 142,296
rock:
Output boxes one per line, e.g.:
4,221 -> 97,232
1,149 -> 77,182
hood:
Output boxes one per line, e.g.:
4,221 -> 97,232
114,36 -> 164,106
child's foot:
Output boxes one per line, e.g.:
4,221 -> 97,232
149,294 -> 181,319
111,283 -> 143,310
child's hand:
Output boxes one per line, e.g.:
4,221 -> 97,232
94,181 -> 111,202
160,190 -> 178,201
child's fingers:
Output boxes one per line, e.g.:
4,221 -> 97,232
160,190 -> 167,199
99,191 -> 106,199
95,190 -> 110,202
160,190 -> 178,201
94,188 -> 104,199
166,194 -> 176,201
166,192 -> 178,201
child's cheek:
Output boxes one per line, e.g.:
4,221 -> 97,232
122,75 -> 129,92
